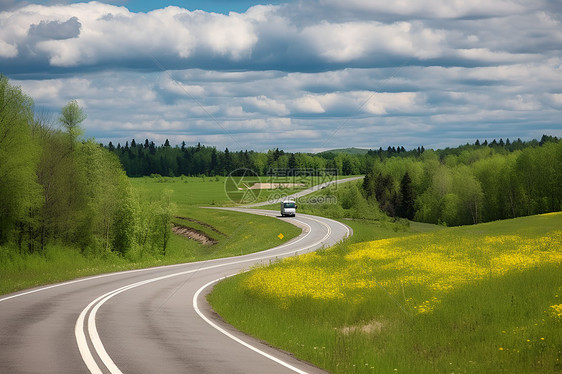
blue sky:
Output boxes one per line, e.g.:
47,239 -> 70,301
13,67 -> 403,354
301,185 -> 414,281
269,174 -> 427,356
124,1 -> 286,14
16,1 -> 287,14
0,0 -> 561,152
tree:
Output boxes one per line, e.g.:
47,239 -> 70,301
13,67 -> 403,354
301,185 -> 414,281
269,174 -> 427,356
224,148 -> 232,174
453,166 -> 483,224
288,153 -> 297,175
210,148 -> 218,175
374,173 -> 397,217
59,100 -> 86,149
0,76 -> 41,244
397,172 -> 415,219
148,190 -> 174,256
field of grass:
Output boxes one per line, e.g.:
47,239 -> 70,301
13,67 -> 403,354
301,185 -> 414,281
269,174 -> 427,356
130,174 -> 321,207
208,212 -> 562,373
130,176 -> 302,259
0,176 -> 301,295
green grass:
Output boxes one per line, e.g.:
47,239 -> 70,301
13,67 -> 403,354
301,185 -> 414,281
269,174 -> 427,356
130,174 -> 319,207
130,176 -> 302,260
208,212 -> 562,373
0,176 -> 301,295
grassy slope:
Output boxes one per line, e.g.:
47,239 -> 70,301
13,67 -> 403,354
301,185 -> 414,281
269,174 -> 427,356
0,176 -> 300,295
208,213 -> 562,373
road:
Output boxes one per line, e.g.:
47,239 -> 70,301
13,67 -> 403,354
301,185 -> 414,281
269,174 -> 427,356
0,209 -> 351,373
243,175 -> 364,207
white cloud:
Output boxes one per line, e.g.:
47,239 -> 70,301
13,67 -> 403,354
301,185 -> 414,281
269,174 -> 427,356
299,21 -> 445,62
243,95 -> 289,116
292,95 -> 325,114
2,0 -> 556,71
546,93 -> 562,109
357,91 -> 421,115
0,3 -> 261,67
158,75 -> 205,98
318,0 -> 538,19
2,1 -> 561,152
0,39 -> 17,58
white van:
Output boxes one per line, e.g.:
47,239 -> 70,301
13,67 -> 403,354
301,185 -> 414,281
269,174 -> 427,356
280,200 -> 297,217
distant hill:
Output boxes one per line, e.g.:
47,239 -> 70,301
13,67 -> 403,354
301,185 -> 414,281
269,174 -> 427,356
316,147 -> 370,156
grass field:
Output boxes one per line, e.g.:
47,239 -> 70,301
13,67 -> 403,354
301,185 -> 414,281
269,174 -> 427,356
208,212 -> 562,373
0,176 -> 301,295
130,174 -> 321,207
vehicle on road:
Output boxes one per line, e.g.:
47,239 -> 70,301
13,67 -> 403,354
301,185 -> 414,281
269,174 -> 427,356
280,200 -> 297,217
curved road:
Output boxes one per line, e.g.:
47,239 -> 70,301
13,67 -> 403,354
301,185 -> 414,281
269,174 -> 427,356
0,209 -> 351,373
244,176 -> 364,207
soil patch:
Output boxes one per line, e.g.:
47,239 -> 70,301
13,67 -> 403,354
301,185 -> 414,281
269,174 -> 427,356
172,224 -> 218,245
339,320 -> 385,335
174,216 -> 226,236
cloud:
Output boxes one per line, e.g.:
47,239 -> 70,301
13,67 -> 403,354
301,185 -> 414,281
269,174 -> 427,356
3,1 -> 562,152
0,38 -> 16,58
2,0 -> 559,73
243,95 -> 289,116
299,20 -> 446,63
292,95 -> 325,114
316,0 -> 540,20
28,16 -> 81,40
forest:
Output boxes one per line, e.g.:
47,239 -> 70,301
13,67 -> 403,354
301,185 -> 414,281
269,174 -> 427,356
0,76 -> 172,259
362,138 -> 561,226
107,134 -> 557,179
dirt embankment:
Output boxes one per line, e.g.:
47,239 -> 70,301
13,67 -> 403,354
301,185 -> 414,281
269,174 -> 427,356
174,216 -> 226,236
172,216 -> 225,245
172,224 -> 218,245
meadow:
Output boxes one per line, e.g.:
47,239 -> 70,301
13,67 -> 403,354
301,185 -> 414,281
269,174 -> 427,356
208,212 -> 562,373
0,176 -> 301,295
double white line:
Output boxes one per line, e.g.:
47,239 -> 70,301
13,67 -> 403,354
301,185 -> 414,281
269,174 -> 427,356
74,216 -> 342,373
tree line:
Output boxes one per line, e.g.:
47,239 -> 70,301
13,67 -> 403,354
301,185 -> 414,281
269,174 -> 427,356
362,138 -> 561,226
107,135 -> 554,178
0,76 -> 172,259
107,140 -> 368,177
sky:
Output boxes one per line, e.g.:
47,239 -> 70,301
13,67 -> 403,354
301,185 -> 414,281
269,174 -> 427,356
0,0 -> 561,152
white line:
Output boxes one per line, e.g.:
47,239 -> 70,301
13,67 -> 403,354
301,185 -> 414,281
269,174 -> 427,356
75,218 -> 323,373
75,294 -> 106,374
0,214 -> 310,305
191,216 -> 335,374
193,278 -> 310,374
0,260 -> 208,304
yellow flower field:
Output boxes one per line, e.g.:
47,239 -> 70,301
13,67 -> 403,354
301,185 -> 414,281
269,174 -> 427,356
243,223 -> 562,314
212,213 -> 562,373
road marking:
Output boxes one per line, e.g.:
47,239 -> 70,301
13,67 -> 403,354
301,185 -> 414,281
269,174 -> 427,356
194,277 -> 310,374
75,218 -> 329,373
192,216 -> 334,374
0,260 -> 203,304
3,210 -> 345,373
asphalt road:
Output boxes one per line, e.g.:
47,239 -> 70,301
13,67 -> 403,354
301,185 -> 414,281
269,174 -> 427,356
243,176 -> 364,207
0,209 -> 351,373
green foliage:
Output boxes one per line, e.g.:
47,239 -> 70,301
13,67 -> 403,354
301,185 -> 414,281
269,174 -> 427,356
364,141 -> 562,226
59,99 -> 86,146
110,134 -> 558,184
0,76 -> 41,244
0,77 -> 174,262
147,190 -> 175,256
292,180 -> 385,221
